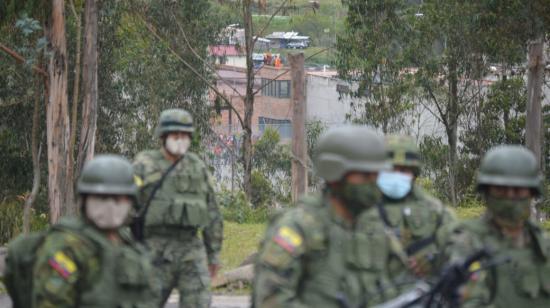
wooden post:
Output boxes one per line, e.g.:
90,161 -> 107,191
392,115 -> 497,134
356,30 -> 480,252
526,37 -> 545,220
526,38 -> 545,168
289,53 -> 307,202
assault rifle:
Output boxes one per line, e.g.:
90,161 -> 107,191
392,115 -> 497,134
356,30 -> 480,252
374,248 -> 509,308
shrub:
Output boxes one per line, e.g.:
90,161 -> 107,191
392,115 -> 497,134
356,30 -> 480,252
0,199 -> 49,244
218,189 -> 271,224
250,170 -> 274,208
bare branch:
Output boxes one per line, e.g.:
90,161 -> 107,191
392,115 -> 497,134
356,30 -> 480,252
0,42 -> 48,77
0,98 -> 24,108
137,15 -> 246,128
171,12 -> 246,101
422,82 -> 448,127
416,97 -> 444,124
253,0 -> 290,48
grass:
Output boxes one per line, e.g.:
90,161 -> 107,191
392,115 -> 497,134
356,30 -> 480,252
454,206 -> 485,220
219,222 -> 266,273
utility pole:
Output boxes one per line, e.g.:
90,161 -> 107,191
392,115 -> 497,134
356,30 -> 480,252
526,38 -> 545,169
289,52 -> 307,202
526,37 -> 545,220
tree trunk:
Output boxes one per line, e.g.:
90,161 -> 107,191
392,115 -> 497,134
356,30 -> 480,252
289,53 -> 307,202
77,0 -> 99,178
47,0 -> 73,222
69,0 -> 82,177
447,60 -> 459,206
242,0 -> 254,201
23,79 -> 43,233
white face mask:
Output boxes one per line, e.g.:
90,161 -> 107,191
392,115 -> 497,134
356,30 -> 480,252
165,135 -> 191,156
85,196 -> 132,230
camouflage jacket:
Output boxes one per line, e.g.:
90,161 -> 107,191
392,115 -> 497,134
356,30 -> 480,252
443,217 -> 550,308
380,185 -> 456,280
253,194 -> 407,308
32,217 -> 160,308
133,149 -> 223,265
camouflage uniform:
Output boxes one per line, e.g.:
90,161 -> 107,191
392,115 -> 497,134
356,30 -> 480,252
380,135 -> 456,281
32,218 -> 160,308
31,155 -> 160,308
444,145 -> 550,307
253,126 -> 407,307
133,109 -> 223,307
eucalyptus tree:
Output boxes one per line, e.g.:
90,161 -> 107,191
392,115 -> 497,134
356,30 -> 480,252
337,0 -> 415,133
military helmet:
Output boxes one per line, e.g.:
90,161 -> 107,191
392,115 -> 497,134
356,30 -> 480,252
77,154 -> 137,196
156,108 -> 194,137
477,145 -> 542,195
385,134 -> 421,171
314,125 -> 390,182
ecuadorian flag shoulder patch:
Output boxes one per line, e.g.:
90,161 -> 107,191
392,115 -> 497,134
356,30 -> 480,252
273,226 -> 303,254
48,251 -> 77,279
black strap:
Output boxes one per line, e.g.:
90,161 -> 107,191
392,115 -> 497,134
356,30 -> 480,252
376,201 -> 392,229
378,201 -> 445,257
130,155 -> 185,241
404,210 -> 444,256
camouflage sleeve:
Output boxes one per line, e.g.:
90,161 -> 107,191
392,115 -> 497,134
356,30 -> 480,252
441,222 -> 494,307
132,153 -> 148,211
253,213 -> 309,308
32,231 -> 98,308
201,167 -> 223,265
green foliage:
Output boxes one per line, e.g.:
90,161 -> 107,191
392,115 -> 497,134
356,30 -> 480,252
0,199 -> 49,245
305,120 -> 326,188
250,170 -> 274,207
96,0 -> 225,157
338,0 -> 548,204
252,128 -> 292,203
218,189 -> 270,224
337,0 -> 415,132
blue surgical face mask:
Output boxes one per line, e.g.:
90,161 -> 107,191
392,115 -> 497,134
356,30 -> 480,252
376,171 -> 413,200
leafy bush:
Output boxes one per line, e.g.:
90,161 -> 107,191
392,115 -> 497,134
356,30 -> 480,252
218,189 -> 271,224
252,128 -> 292,204
250,170 -> 273,208
0,199 -> 49,244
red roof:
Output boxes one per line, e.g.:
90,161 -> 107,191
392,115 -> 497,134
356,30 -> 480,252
209,45 -> 243,57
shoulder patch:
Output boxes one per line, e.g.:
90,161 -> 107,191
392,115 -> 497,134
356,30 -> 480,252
48,251 -> 77,280
134,175 -> 144,187
273,226 -> 303,254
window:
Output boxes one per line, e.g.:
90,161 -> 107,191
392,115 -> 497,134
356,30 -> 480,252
279,80 -> 290,98
261,78 -> 291,98
259,117 -> 292,139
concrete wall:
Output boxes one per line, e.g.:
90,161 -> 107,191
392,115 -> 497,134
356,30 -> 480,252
305,74 -> 356,125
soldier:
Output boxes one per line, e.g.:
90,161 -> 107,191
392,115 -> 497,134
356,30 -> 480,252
253,126 -> 407,307
133,109 -> 223,307
444,145 -> 550,307
377,135 -> 455,280
31,155 -> 160,307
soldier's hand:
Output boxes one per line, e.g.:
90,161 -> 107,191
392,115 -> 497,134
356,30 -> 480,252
209,264 -> 220,279
408,256 -> 430,278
